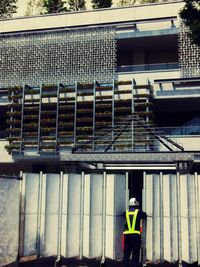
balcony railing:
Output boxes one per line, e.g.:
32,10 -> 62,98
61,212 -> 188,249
160,126 -> 200,136
117,62 -> 179,73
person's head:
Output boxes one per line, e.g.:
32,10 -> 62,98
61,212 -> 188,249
129,197 -> 139,207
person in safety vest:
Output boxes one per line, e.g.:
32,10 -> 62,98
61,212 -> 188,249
123,197 -> 147,267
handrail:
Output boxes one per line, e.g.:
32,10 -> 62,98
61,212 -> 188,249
155,77 -> 200,83
160,126 -> 200,136
117,62 -> 179,73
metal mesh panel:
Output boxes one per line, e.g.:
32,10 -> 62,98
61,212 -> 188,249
179,23 -> 200,78
0,27 -> 116,87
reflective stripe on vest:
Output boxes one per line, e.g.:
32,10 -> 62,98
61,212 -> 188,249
123,209 -> 141,235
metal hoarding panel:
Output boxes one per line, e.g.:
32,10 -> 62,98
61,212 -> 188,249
66,173 -> 82,257
0,178 -> 19,266
144,172 -> 199,264
23,173 -> 40,256
20,171 -> 200,264
114,174 -> 126,260
60,173 -> 68,258
89,174 -> 103,258
21,172 -> 126,260
83,174 -> 90,258
105,173 -> 115,259
43,173 -> 60,256
180,174 -> 197,263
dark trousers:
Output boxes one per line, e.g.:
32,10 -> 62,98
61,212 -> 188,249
123,234 -> 141,267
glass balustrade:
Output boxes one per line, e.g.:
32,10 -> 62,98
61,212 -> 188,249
117,62 -> 179,73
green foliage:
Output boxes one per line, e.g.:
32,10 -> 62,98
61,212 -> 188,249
91,0 -> 112,9
180,0 -> 200,46
68,0 -> 86,10
139,0 -> 158,3
25,0 -> 44,16
117,0 -> 135,6
43,0 -> 68,13
117,0 -> 158,7
0,0 -> 17,18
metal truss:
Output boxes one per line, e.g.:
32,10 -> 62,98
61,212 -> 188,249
72,114 -> 184,153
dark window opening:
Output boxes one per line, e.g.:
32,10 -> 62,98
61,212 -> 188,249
0,107 -> 8,138
117,35 -> 178,72
128,171 -> 143,209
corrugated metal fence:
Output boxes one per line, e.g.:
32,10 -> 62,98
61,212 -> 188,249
19,172 -> 126,260
1,172 -> 200,265
144,172 -> 200,264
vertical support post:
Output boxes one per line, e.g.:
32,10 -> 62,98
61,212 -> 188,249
177,172 -> 182,267
159,82 -> 163,91
186,174 -> 192,261
146,80 -> 150,123
92,80 -> 96,151
36,171 -> 43,256
145,79 -> 151,150
146,79 -> 150,151
131,79 -> 135,114
172,82 -> 175,91
56,171 -> 63,263
18,171 -> 25,258
62,174 -> 69,258
79,171 -> 85,259
74,82 -> 78,148
101,171 -> 107,264
195,172 -> 200,265
125,171 -> 129,210
55,83 -> 60,154
131,119 -> 134,152
160,172 -> 163,260
37,83 -> 42,154
111,79 -> 115,151
39,173 -> 47,256
142,171 -> 147,267
20,84 -> 25,155
9,88 -> 14,139
131,79 -> 135,151
152,174 -> 155,262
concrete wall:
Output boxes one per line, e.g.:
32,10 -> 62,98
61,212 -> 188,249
118,69 -> 180,84
0,140 -> 13,163
0,1 -> 184,33
175,136 -> 200,151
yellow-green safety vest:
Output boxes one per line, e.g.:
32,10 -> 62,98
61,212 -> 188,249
123,209 -> 141,235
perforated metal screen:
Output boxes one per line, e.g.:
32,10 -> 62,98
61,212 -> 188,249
179,23 -> 200,78
0,27 -> 116,87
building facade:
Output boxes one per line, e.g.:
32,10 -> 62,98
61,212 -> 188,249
1,1 -> 200,266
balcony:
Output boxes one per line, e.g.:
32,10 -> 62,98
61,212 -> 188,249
158,125 -> 200,152
160,126 -> 200,136
117,62 -> 179,73
154,77 -> 200,98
